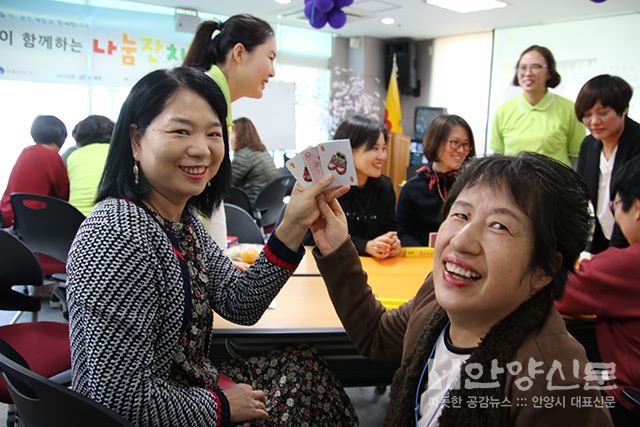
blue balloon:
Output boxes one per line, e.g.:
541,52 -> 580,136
310,11 -> 328,28
304,2 -> 314,19
314,0 -> 335,14
335,0 -> 354,7
328,8 -> 347,29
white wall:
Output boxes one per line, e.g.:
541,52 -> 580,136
429,32 -> 493,154
489,14 -> 640,153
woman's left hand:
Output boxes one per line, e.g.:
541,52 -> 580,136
275,175 -> 350,251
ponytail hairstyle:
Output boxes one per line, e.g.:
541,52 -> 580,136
183,14 -> 274,71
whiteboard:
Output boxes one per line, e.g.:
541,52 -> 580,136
232,81 -> 296,150
489,14 -> 640,144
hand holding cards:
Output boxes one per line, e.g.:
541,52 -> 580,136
286,139 -> 357,187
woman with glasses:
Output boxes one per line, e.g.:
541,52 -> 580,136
397,114 -> 475,246
304,115 -> 400,259
490,45 -> 585,166
574,74 -> 640,254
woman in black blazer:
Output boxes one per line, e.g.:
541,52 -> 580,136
575,74 -> 640,253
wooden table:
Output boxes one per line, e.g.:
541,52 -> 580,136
211,249 -> 599,386
214,249 -> 434,332
211,249 -> 434,386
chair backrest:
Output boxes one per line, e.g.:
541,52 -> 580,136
10,193 -> 86,263
224,187 -> 253,216
254,176 -> 294,228
0,343 -> 130,427
0,230 -> 42,313
224,204 -> 265,244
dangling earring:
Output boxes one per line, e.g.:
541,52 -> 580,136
207,180 -> 212,188
133,161 -> 140,185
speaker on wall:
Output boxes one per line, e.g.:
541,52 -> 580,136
384,39 -> 421,97
174,13 -> 201,33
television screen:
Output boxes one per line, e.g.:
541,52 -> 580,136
413,106 -> 447,141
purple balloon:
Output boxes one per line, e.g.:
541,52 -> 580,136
335,0 -> 354,7
314,0 -> 335,13
304,2 -> 314,19
328,8 -> 347,29
310,12 -> 328,29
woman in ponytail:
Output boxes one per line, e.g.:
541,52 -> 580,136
184,14 -> 276,132
183,15 -> 277,261
183,15 -> 359,426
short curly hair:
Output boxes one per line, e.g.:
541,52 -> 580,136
72,115 -> 115,147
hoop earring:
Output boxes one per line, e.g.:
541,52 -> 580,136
133,161 -> 140,185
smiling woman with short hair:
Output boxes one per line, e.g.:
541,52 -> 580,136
312,152 -> 613,426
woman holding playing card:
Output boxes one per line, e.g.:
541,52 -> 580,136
303,115 -> 400,259
311,153 -> 612,426
66,67 -> 358,426
397,114 -> 476,246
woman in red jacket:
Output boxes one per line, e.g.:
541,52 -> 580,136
557,158 -> 640,427
1,115 -> 69,227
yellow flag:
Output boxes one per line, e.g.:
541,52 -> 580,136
384,54 -> 403,134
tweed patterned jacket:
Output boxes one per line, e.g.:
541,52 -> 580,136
67,198 -> 302,426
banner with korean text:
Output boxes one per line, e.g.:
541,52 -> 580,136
0,10 -> 191,86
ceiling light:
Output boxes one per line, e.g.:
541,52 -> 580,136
425,0 -> 508,14
381,17 -> 395,25
275,0 -> 291,4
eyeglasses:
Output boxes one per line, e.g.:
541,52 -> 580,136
448,139 -> 471,152
609,199 -> 623,216
516,63 -> 547,74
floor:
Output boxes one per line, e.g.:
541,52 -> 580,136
0,288 -> 389,426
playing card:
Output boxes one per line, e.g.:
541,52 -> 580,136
317,139 -> 357,186
285,153 -> 313,187
302,146 -> 323,182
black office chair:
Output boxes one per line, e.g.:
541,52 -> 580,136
224,204 -> 265,244
224,186 -> 254,217
0,340 -> 130,427
0,230 -> 71,424
254,176 -> 294,231
10,193 -> 86,265
11,193 -> 86,319
276,167 -> 295,196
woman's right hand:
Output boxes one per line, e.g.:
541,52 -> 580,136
224,383 -> 270,422
365,232 -> 399,259
310,194 -> 349,256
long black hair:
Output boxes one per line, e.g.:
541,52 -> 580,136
183,14 -> 274,71
97,67 -> 231,216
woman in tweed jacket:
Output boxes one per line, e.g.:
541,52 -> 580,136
67,67 -> 356,426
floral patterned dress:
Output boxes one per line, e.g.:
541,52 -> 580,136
153,212 -> 358,426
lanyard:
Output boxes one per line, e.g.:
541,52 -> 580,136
414,321 -> 450,427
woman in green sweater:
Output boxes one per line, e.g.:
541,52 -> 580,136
67,115 -> 114,216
